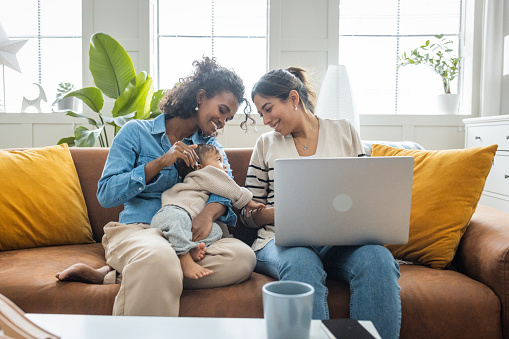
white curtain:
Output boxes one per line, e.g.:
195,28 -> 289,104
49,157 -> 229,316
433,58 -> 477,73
502,1 -> 509,115
480,0 -> 508,116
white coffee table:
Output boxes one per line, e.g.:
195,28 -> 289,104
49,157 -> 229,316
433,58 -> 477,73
26,314 -> 381,339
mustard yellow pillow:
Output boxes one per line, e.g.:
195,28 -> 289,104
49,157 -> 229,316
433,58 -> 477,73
0,144 -> 94,251
372,144 -> 497,269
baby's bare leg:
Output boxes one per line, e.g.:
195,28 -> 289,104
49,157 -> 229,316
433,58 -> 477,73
56,263 -> 111,284
179,252 -> 213,279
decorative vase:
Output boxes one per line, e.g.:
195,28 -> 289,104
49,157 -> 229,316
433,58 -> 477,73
56,96 -> 79,112
433,93 -> 459,114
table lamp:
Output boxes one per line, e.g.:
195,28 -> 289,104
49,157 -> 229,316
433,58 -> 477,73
315,64 -> 360,134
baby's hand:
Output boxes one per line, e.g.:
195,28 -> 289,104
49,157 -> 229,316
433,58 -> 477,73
245,200 -> 266,214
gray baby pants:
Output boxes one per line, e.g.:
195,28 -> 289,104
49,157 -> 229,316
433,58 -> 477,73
150,205 -> 223,255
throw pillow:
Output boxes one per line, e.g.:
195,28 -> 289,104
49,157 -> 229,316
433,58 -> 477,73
362,140 -> 424,156
0,144 -> 94,251
371,143 -> 498,269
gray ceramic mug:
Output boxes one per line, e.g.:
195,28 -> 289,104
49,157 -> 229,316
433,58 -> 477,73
262,281 -> 315,339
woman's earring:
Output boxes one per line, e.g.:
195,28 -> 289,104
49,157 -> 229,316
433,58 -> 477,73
294,105 -> 298,111
195,106 -> 199,111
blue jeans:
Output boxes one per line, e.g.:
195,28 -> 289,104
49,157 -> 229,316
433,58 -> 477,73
255,240 -> 401,339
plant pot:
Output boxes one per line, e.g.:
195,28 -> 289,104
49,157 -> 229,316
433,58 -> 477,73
56,96 -> 79,112
433,94 -> 459,115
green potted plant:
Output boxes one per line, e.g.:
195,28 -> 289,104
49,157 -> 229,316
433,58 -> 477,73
52,82 -> 78,112
56,33 -> 166,147
398,34 -> 461,114
398,34 -> 461,94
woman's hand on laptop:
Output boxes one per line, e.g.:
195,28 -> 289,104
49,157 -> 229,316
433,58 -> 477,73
250,207 -> 274,227
245,200 -> 266,214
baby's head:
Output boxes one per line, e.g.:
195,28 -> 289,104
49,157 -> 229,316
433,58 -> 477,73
176,144 -> 226,179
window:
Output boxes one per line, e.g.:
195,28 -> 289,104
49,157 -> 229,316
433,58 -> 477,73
157,0 -> 268,109
0,0 -> 82,113
338,0 -> 463,115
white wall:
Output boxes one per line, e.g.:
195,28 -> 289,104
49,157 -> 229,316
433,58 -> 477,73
0,0 -> 480,150
0,113 -> 98,149
0,112 -> 465,150
500,0 -> 509,115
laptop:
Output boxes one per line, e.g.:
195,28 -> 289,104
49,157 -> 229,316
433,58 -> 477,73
274,156 -> 414,246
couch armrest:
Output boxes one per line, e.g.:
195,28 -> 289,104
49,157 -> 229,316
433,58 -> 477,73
455,204 -> 509,335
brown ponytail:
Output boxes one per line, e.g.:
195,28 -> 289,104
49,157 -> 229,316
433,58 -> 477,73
251,67 -> 317,114
286,67 -> 317,113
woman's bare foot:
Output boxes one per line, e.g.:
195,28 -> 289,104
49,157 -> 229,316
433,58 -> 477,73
180,252 -> 213,279
189,242 -> 207,262
56,264 -> 111,284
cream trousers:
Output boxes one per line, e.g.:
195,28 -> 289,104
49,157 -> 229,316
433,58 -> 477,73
101,221 -> 256,316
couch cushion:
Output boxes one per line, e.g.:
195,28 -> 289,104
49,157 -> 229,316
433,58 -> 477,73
372,144 -> 497,269
68,147 -> 123,242
362,140 -> 424,156
0,144 -> 94,251
397,264 -> 501,339
0,243 -> 117,315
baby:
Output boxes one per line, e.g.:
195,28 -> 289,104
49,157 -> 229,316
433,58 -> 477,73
150,144 -> 265,279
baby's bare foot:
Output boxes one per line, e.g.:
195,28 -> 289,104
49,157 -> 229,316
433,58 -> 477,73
183,262 -> 213,279
190,242 -> 207,262
180,252 -> 213,279
56,263 -> 111,284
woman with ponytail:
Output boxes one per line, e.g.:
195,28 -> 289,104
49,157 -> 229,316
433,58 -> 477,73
241,67 -> 401,339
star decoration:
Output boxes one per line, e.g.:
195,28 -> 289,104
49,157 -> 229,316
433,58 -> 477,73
0,23 -> 28,73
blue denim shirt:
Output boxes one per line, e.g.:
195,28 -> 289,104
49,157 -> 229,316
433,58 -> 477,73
97,113 -> 237,226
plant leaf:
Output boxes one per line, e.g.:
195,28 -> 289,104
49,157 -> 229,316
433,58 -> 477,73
74,125 -> 103,147
102,112 -> 135,127
150,89 -> 166,116
112,71 -> 154,120
57,137 -> 76,147
112,115 -> 135,127
398,34 -> 461,83
65,87 -> 104,113
89,33 -> 136,99
65,111 -> 100,127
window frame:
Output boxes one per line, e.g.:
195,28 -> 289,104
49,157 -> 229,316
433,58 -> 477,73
340,0 -> 480,130
80,0 -> 481,128
0,0 -> 82,113
154,0 -> 269,107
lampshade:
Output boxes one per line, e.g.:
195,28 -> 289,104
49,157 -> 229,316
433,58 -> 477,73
504,35 -> 509,76
315,64 -> 360,134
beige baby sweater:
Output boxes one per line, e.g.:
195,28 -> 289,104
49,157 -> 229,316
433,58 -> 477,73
161,165 -> 253,219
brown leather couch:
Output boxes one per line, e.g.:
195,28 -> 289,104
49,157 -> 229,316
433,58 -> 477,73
0,147 -> 508,339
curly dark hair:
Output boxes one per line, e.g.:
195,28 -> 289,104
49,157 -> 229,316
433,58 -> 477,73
159,56 -> 254,131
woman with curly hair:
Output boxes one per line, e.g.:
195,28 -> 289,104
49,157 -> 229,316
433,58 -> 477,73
57,57 -> 256,316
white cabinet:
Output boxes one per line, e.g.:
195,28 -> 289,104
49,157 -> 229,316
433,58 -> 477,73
463,115 -> 509,213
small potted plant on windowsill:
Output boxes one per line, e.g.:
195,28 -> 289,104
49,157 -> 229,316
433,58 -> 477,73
398,34 -> 462,114
52,82 -> 79,112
